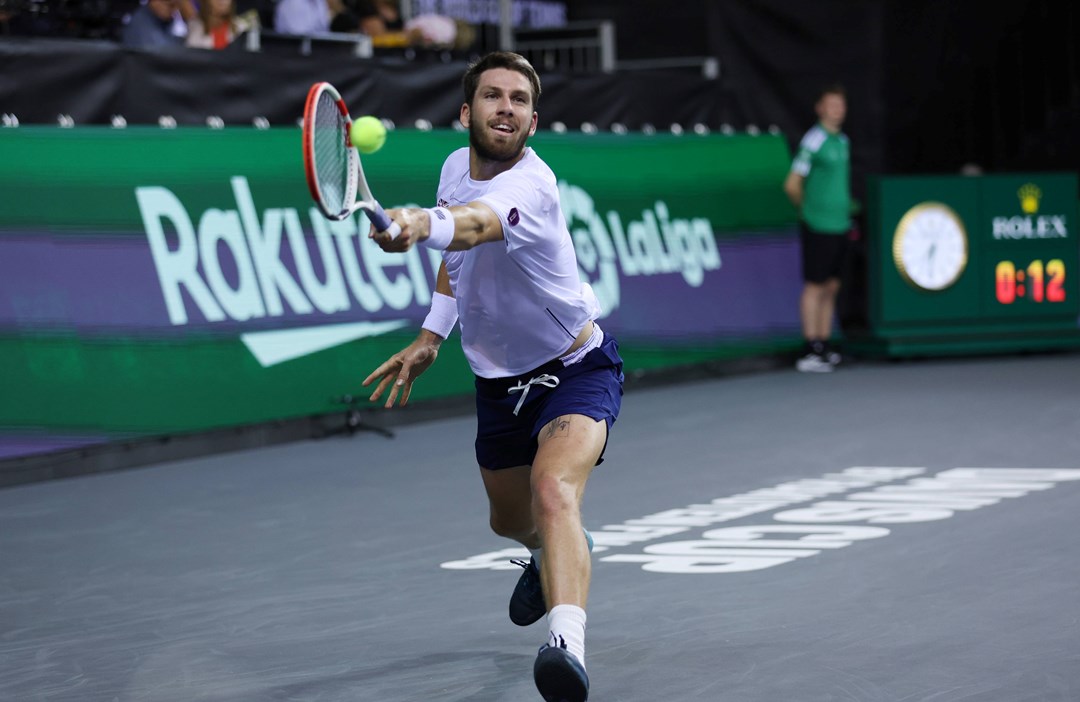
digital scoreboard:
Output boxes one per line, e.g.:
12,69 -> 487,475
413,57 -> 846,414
862,172 -> 1080,356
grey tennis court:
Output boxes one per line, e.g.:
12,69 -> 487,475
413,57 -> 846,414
3,351 -> 1079,701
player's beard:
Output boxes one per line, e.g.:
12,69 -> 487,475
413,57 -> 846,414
469,113 -> 529,163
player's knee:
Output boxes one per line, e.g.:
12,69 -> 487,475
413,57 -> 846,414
530,474 -> 578,525
489,511 -> 532,541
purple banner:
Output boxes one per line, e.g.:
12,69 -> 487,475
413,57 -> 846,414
1,228 -> 801,340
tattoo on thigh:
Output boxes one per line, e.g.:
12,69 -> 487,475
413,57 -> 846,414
544,416 -> 572,439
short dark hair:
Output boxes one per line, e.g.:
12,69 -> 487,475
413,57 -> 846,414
462,52 -> 541,107
818,83 -> 846,101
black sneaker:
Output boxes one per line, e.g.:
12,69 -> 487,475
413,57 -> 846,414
509,557 -> 544,626
509,530 -> 593,627
534,639 -> 589,702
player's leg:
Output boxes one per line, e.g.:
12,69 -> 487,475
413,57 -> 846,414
475,371 -> 545,551
530,413 -> 606,702
530,414 -> 605,609
479,464 -> 540,548
475,369 -> 592,629
481,462 -> 561,630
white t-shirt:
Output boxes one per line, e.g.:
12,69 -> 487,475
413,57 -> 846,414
436,147 -> 600,378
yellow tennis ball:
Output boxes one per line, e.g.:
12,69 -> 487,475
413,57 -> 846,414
350,116 -> 386,154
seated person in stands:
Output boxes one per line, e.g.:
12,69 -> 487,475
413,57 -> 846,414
329,0 -> 399,35
186,0 -> 258,49
330,0 -> 470,49
274,0 -> 331,35
122,0 -> 189,48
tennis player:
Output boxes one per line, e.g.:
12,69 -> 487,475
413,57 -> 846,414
362,52 -> 622,702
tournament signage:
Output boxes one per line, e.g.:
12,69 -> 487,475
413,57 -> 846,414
0,127 -> 801,454
131,176 -> 728,356
863,172 -> 1080,356
990,182 -> 1069,241
979,176 -> 1074,315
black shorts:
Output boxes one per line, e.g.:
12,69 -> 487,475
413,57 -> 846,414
800,221 -> 850,283
474,335 -> 624,470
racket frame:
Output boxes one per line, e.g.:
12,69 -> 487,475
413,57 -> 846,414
302,82 -> 400,238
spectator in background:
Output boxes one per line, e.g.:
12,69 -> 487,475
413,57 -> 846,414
783,84 -> 853,373
330,0 -> 401,35
331,0 -> 470,50
186,0 -> 258,49
237,0 -> 277,31
122,0 -> 187,48
402,12 -> 463,48
371,0 -> 403,30
274,0 -> 331,35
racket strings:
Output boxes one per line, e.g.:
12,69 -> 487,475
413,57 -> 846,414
313,91 -> 350,214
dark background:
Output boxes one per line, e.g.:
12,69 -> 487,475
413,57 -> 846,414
3,0 -> 1078,182
2,1 -> 1080,180
570,0 -> 1079,185
569,0 -> 1079,333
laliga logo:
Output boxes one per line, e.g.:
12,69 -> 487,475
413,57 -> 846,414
558,181 -> 722,316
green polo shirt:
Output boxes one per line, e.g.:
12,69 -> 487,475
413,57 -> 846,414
790,124 -> 851,234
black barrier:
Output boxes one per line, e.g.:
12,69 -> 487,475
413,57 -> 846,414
0,37 -> 731,130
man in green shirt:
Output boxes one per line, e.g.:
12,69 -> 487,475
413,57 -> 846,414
784,84 -> 852,372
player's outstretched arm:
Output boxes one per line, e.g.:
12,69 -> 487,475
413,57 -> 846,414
371,203 -> 504,252
362,330 -> 443,408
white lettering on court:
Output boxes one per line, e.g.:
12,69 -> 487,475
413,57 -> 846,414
440,467 -> 1080,574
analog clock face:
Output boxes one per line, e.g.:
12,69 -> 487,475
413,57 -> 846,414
893,203 -> 968,291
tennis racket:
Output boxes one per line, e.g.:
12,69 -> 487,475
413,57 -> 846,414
302,81 -> 400,238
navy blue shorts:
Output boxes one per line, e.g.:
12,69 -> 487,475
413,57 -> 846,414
474,335 -> 624,470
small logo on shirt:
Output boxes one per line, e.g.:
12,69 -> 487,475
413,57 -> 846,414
438,198 -> 450,208
508,207 -> 520,226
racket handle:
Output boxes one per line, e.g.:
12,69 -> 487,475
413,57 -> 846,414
368,203 -> 400,239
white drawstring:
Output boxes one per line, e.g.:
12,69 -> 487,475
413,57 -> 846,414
508,373 -> 560,416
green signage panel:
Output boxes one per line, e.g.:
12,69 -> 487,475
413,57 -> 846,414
864,171 -> 1080,356
0,127 -> 804,453
872,176 -> 981,326
976,174 -> 1079,320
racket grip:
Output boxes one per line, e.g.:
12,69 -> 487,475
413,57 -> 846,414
368,203 -> 400,240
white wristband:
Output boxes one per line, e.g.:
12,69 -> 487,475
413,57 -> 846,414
422,292 -> 458,339
421,207 -> 455,250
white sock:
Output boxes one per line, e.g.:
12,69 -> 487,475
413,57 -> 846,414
546,604 -> 587,669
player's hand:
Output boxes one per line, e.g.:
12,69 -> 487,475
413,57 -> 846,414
369,208 -> 425,253
361,332 -> 441,408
